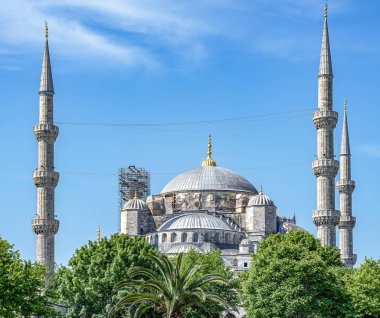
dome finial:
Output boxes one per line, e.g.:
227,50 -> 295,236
134,190 -> 138,199
259,185 -> 263,194
201,134 -> 217,167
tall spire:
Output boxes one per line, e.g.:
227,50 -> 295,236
319,2 -> 333,76
341,100 -> 350,155
337,101 -> 356,267
32,23 -> 59,274
39,21 -> 54,93
201,135 -> 217,167
312,3 -> 339,247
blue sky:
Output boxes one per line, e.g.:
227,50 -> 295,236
0,0 -> 379,266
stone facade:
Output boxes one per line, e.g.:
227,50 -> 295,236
32,24 -> 59,273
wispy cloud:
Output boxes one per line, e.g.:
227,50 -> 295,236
0,0 -> 354,70
358,144 -> 380,158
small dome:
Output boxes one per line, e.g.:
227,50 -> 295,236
123,197 -> 148,210
248,186 -> 274,206
158,213 -> 233,231
166,244 -> 202,254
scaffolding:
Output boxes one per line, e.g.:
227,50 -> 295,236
118,166 -> 151,229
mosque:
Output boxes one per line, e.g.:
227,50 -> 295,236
31,2 -> 357,285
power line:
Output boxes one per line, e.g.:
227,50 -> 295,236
59,160 -> 310,177
55,108 -> 314,128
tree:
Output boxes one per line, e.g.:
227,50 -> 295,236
114,252 -> 235,318
345,258 -> 380,318
54,234 -> 158,318
242,231 -> 350,318
0,236 -> 58,317
180,249 -> 239,318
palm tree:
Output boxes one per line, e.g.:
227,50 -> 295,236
112,253 -> 235,318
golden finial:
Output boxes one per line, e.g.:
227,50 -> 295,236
97,226 -> 101,242
45,21 -> 48,39
324,1 -> 328,18
201,134 -> 217,167
134,190 -> 138,199
259,185 -> 263,194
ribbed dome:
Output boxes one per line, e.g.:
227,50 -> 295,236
158,213 -> 232,231
161,166 -> 257,194
248,189 -> 274,206
123,198 -> 148,210
166,244 -> 202,254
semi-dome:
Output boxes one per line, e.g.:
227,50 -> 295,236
158,213 -> 233,231
166,244 -> 202,254
248,186 -> 274,206
161,166 -> 257,194
123,196 -> 148,210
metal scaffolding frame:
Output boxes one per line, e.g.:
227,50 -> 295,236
118,165 -> 150,230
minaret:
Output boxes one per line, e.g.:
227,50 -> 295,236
32,22 -> 59,273
312,3 -> 340,247
337,101 -> 357,266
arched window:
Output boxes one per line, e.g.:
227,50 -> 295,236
233,258 -> 238,267
181,232 -> 187,242
154,234 -> 158,245
140,228 -> 144,235
162,233 -> 167,243
204,233 -> 209,242
171,232 -> 177,242
214,233 -> 220,243
225,233 -> 230,243
192,233 -> 199,242
233,234 -> 238,244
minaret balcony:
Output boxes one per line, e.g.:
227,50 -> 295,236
34,124 -> 59,142
312,159 -> 339,177
313,110 -> 338,129
33,170 -> 59,187
312,209 -> 340,226
341,254 -> 357,267
338,215 -> 356,229
32,218 -> 59,235
336,180 -> 355,193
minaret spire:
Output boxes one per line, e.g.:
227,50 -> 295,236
319,2 -> 333,77
312,4 -> 340,247
32,23 -> 59,274
337,101 -> 357,267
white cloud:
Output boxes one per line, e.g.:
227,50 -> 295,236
0,0 -> 354,69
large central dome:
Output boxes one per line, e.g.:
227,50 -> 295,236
161,135 -> 257,194
161,166 -> 257,194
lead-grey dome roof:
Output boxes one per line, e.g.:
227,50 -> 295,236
166,244 -> 202,254
158,213 -> 233,231
123,198 -> 148,210
161,166 -> 257,194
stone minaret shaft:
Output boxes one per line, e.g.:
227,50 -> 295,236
32,23 -> 59,273
337,102 -> 356,266
312,4 -> 340,247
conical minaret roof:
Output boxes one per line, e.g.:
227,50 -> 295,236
39,22 -> 54,93
341,101 -> 351,155
319,3 -> 333,76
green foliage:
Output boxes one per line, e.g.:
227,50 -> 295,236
180,249 -> 239,318
54,234 -> 157,318
242,231 -> 349,318
114,252 -> 236,318
345,258 -> 380,318
0,236 -> 58,317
